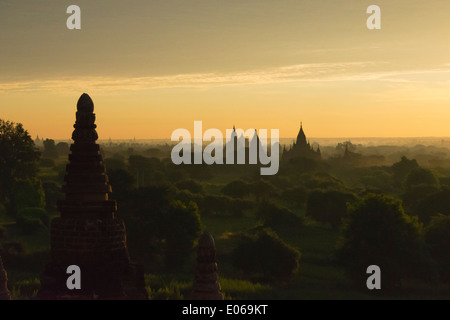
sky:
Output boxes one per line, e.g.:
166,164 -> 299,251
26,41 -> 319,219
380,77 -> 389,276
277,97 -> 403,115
1,1 -> 450,140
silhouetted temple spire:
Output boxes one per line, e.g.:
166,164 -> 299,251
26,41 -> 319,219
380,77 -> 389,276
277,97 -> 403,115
39,93 -> 147,300
190,231 -> 224,300
72,93 -> 98,143
283,122 -> 321,161
0,256 -> 11,300
296,122 -> 307,146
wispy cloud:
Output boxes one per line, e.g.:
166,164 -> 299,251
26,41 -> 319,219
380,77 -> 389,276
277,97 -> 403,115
1,62 -> 450,93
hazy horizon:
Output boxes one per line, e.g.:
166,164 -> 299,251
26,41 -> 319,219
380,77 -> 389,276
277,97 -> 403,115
41,136 -> 450,148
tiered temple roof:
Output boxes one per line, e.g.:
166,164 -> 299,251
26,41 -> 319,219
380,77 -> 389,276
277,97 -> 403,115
38,94 -> 147,300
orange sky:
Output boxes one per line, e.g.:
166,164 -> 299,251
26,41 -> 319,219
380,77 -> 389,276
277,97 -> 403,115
1,1 -> 450,139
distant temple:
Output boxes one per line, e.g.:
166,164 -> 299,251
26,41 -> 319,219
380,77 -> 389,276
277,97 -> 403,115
224,127 -> 265,164
38,93 -> 147,300
282,123 -> 321,160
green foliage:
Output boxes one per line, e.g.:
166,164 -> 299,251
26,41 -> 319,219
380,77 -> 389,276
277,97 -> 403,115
39,158 -> 55,168
255,201 -> 303,229
11,180 -> 45,212
416,189 -> 450,224
281,185 -> 308,210
250,179 -> 278,201
220,278 -> 272,299
0,203 -> 11,222
302,172 -> 344,190
11,180 -> 46,214
128,155 -> 160,188
358,167 -> 393,191
198,195 -> 250,217
104,157 -> 126,171
18,207 -> 50,227
221,180 -> 250,199
424,214 -> 450,283
10,278 -> 40,300
55,142 -> 70,157
164,201 -> 202,270
233,229 -> 301,282
109,168 -> 135,195
402,184 -> 439,216
336,193 -> 422,291
306,190 -> 358,229
0,240 -> 28,267
42,181 -> 62,214
144,274 -> 190,300
176,179 -> 204,194
120,185 -> 172,269
0,225 -> 7,241
391,156 -> 420,187
42,139 -> 58,159
405,167 -> 439,190
150,282 -> 184,300
0,119 -> 40,201
16,215 -> 46,234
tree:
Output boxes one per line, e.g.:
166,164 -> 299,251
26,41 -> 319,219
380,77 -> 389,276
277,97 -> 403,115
128,155 -> 158,188
405,168 -> 438,190
221,180 -> 250,199
42,181 -> 63,214
120,185 -> 172,266
233,229 -> 301,282
176,179 -> 204,194
251,179 -> 278,201
306,190 -> 358,229
56,142 -> 70,157
255,201 -> 303,229
336,194 -> 422,291
10,179 -> 46,214
42,139 -> 58,159
281,186 -> 308,210
164,201 -> 202,270
0,120 -> 40,201
391,156 -> 419,187
108,169 -> 135,196
416,190 -> 450,225
424,214 -> 450,283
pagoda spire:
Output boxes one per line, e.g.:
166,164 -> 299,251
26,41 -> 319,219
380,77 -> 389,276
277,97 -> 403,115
39,94 -> 147,300
190,231 -> 224,300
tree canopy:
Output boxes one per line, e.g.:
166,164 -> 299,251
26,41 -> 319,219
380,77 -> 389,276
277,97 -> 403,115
336,193 -> 422,290
0,120 -> 40,201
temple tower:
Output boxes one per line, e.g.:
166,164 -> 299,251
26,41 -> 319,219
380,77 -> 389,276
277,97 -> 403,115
190,231 -> 224,300
39,93 -> 147,300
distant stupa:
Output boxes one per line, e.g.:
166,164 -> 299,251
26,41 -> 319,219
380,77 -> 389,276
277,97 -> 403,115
190,231 -> 224,300
38,93 -> 147,300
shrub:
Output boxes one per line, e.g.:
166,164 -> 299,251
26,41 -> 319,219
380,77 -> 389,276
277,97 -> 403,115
16,215 -> 46,234
39,158 -> 55,168
336,194 -> 422,291
424,214 -> 450,283
175,179 -> 204,194
255,201 -> 303,229
164,201 -> 202,270
306,190 -> 358,229
233,229 -> 301,282
18,207 -> 50,227
221,180 -> 250,199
